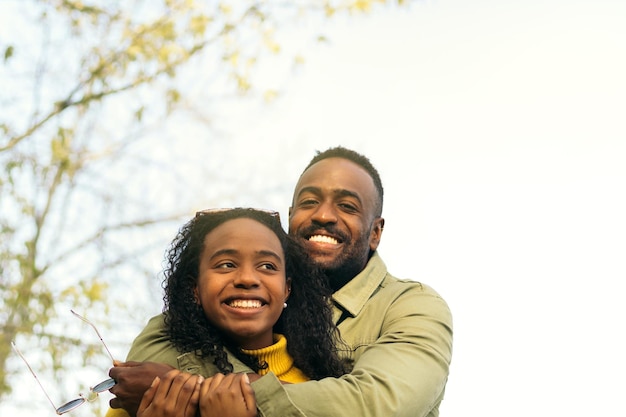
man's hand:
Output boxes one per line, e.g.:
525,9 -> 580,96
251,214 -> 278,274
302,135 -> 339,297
109,361 -> 176,417
136,370 -> 202,417
199,373 -> 257,417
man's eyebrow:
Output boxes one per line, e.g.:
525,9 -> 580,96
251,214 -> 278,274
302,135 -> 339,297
295,185 -> 321,198
296,186 -> 362,202
333,189 -> 362,204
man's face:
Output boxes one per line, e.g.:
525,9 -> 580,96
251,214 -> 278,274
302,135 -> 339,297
288,157 -> 384,282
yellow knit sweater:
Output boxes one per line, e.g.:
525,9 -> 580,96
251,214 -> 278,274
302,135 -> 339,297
242,333 -> 309,383
105,333 -> 306,417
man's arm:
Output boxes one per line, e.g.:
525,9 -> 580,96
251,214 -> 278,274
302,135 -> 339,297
252,286 -> 453,417
109,361 -> 177,416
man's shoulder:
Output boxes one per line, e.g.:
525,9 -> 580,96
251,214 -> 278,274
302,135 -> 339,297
362,253 -> 449,305
126,313 -> 174,364
144,312 -> 167,329
376,273 -> 451,318
382,273 -> 442,297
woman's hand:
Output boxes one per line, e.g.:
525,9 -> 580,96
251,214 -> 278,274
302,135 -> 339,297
198,373 -> 257,417
136,369 -> 203,417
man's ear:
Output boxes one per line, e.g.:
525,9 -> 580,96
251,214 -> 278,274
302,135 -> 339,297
369,217 -> 385,251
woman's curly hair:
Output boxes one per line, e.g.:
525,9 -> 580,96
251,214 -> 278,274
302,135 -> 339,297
162,207 -> 349,380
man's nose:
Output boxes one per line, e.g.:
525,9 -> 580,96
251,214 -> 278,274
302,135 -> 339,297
311,202 -> 338,224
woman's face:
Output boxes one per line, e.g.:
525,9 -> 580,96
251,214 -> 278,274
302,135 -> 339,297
194,217 -> 291,350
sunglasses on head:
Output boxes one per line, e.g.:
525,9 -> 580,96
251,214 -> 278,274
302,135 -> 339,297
195,207 -> 281,222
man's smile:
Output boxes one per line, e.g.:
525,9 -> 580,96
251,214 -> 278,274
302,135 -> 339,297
308,234 -> 339,245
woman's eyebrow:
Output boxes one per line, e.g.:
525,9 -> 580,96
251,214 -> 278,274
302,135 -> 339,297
256,250 -> 283,262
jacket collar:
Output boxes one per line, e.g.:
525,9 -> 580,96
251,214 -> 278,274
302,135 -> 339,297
331,251 -> 387,318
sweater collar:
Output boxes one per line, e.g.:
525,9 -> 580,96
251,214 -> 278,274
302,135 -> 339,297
241,333 -> 292,377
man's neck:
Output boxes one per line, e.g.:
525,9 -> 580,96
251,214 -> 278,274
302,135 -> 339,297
326,264 -> 364,292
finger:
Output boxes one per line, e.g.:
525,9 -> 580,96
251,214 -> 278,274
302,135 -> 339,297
146,370 -> 183,416
114,360 -> 142,368
155,370 -> 180,399
239,373 -> 256,411
215,373 -> 244,403
206,372 -> 226,391
198,373 -> 223,410
109,397 -> 121,409
225,373 -> 241,390
171,373 -> 199,410
183,375 -> 203,417
108,360 -> 140,379
137,376 -> 160,415
159,370 -> 201,417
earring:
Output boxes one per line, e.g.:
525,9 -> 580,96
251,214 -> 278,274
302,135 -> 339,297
283,302 -> 288,309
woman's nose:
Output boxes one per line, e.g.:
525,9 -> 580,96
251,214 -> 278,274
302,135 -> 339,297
233,268 -> 260,288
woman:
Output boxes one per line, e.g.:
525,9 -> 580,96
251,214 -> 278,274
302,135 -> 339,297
109,208 -> 349,417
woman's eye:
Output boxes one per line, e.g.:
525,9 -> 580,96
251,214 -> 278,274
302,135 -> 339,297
217,261 -> 235,269
259,263 -> 278,271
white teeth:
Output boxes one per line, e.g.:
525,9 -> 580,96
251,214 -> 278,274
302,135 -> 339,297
228,299 -> 262,308
309,235 -> 338,245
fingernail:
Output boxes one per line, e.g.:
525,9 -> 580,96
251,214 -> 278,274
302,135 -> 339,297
151,376 -> 160,387
197,375 -> 204,384
243,373 -> 250,384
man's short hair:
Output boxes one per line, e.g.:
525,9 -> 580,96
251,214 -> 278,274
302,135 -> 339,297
303,146 -> 384,216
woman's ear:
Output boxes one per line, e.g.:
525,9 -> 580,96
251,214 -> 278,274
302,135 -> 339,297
285,277 -> 292,301
193,286 -> 201,305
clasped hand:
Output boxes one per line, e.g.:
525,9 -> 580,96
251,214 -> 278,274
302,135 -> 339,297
136,369 -> 256,417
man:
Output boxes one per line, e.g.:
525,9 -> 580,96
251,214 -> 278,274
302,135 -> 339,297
109,146 -> 453,417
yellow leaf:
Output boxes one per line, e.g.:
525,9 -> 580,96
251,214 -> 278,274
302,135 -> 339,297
351,0 -> 373,12
190,15 -> 210,36
227,51 -> 239,67
266,40 -> 281,54
263,89 -> 278,103
236,74 -> 250,92
85,280 -> 108,302
219,3 -> 232,14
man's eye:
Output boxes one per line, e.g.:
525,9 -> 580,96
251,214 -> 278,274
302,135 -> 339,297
217,262 -> 235,269
299,199 -> 318,207
339,203 -> 358,212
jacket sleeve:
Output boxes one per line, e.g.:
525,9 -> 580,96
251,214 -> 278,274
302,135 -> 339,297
252,287 -> 453,417
126,313 -> 255,374
126,314 -> 180,366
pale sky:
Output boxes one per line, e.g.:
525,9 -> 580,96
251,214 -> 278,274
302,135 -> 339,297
5,0 -> 626,416
229,1 -> 626,415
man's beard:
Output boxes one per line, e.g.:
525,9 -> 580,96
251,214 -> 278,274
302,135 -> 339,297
295,223 -> 373,291
319,236 -> 372,292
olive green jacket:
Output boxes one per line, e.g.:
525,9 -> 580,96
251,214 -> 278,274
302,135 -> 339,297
126,314 -> 250,376
127,252 -> 453,417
